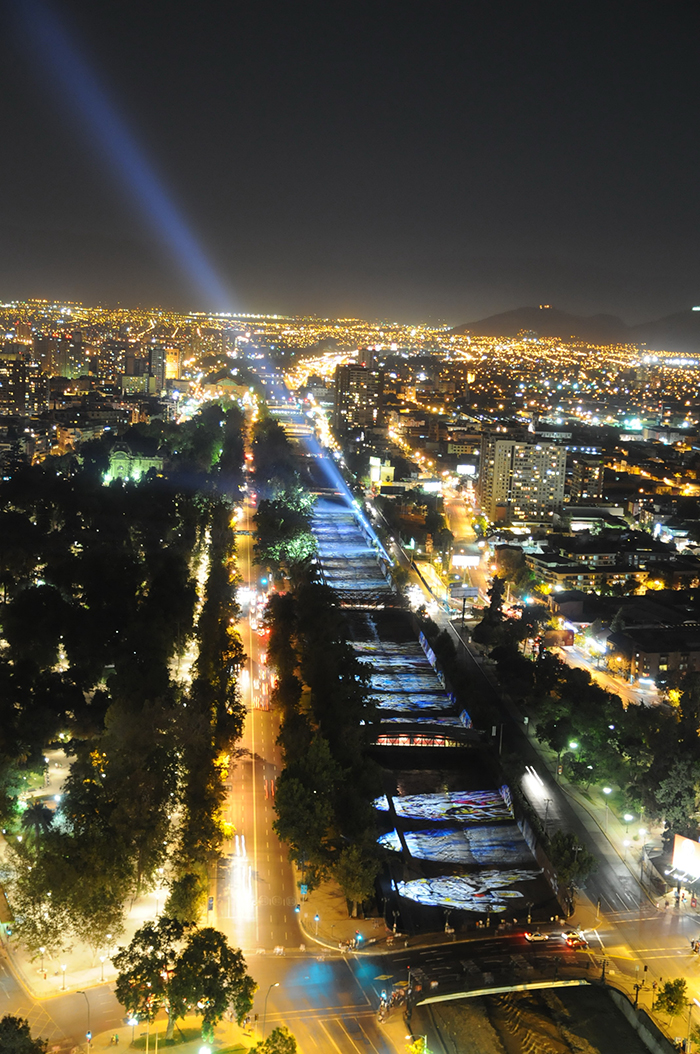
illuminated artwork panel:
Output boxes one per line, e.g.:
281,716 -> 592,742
372,693 -> 451,712
397,870 -> 541,912
360,656 -> 433,669
379,716 -> 463,725
378,825 -> 535,866
373,790 -> 512,823
353,642 -> 426,658
370,672 -> 442,692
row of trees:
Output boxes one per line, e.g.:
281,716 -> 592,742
252,417 -> 317,578
252,421 -> 382,911
476,575 -> 700,847
1,404 -> 248,955
418,602 -> 600,904
374,492 -> 454,565
269,576 -> 382,911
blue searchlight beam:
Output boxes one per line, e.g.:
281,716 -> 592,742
14,0 -> 232,310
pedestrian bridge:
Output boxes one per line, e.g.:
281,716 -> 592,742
419,976 -> 590,1004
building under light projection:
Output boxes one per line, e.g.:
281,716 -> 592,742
105,441 -> 163,482
333,364 -> 384,433
479,431 -> 566,522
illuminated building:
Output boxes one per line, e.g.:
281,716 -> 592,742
479,430 -> 566,521
165,345 -> 182,380
0,357 -> 49,415
98,340 -> 129,381
149,344 -> 166,390
570,456 -> 604,502
105,441 -> 163,482
333,364 -> 384,432
34,334 -> 87,378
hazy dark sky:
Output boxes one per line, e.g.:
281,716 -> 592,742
1,0 -> 699,322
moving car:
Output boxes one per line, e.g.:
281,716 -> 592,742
524,931 -> 549,943
561,930 -> 588,947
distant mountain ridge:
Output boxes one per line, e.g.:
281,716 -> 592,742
452,305 -> 700,354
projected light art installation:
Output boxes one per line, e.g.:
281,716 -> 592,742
378,825 -> 536,866
371,693 -> 450,711
370,674 -> 443,693
366,656 -> 435,669
379,717 -> 463,726
306,453 -> 392,564
373,790 -> 513,823
397,870 -> 541,912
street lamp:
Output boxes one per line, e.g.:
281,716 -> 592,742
39,947 -> 45,973
603,787 -> 612,832
77,990 -> 91,1053
128,1017 -> 138,1044
100,955 -> 106,982
624,812 -> 634,832
263,981 -> 279,1040
405,1034 -> 430,1053
314,913 -> 320,936
61,963 -> 66,990
543,798 -> 552,834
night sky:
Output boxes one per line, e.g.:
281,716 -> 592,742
1,0 -> 700,322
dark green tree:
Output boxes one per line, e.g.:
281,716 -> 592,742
169,928 -> 256,1041
113,917 -> 184,1037
654,977 -> 688,1019
2,585 -> 70,670
333,841 -> 381,917
0,1014 -> 47,1054
273,736 -> 343,888
548,830 -> 597,908
113,917 -> 255,1041
487,575 -> 506,620
20,802 -> 53,844
654,755 -> 700,841
164,872 -> 207,925
251,1026 -> 298,1053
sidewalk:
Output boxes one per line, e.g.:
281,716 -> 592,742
0,873 -> 168,1000
81,1011 -> 256,1053
524,721 -> 666,903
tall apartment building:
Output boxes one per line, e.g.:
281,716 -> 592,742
98,340 -> 130,381
479,431 -> 566,521
165,345 -> 182,380
0,357 -> 49,415
570,456 -> 604,502
34,335 -> 87,379
149,344 -> 167,390
333,364 -> 384,432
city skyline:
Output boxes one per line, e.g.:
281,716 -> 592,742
2,1 -> 700,321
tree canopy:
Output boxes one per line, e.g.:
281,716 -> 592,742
251,1025 -> 298,1053
0,1015 -> 47,1054
2,404 -> 249,955
654,978 -> 688,1018
113,917 -> 256,1040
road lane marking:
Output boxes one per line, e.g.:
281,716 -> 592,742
319,1020 -> 349,1053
